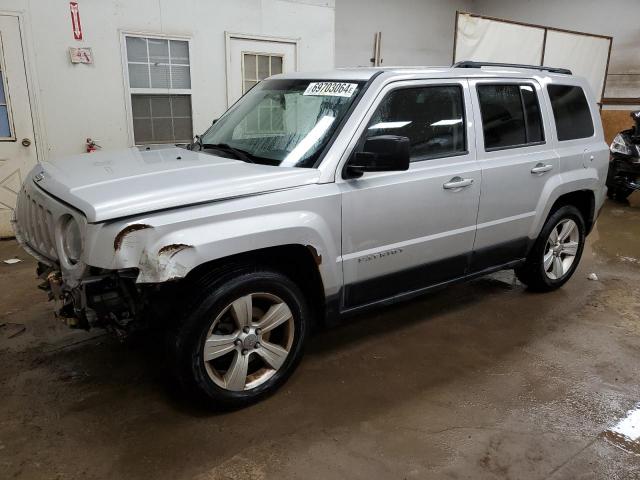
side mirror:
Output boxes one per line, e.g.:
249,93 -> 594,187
345,135 -> 410,178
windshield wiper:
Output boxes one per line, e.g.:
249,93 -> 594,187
201,143 -> 255,163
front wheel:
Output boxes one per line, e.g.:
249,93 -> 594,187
171,267 -> 310,409
515,205 -> 586,292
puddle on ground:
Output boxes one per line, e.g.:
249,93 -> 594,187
592,198 -> 640,264
472,269 -> 518,291
602,404 -> 640,455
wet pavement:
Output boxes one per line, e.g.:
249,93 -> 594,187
1,198 -> 640,479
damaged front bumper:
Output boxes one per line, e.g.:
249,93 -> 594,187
37,262 -> 142,336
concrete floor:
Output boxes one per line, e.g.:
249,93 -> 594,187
2,199 -> 640,480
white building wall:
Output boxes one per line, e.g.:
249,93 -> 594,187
335,0 -> 474,68
1,0 -> 335,160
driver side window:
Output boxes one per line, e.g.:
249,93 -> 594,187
364,85 -> 467,162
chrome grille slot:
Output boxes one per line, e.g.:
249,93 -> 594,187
37,203 -> 55,256
15,185 -> 58,260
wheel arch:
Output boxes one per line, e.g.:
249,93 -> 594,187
547,190 -> 595,234
182,244 -> 327,326
531,178 -> 598,242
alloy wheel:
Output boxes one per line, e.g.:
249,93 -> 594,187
202,292 -> 295,391
543,218 -> 580,280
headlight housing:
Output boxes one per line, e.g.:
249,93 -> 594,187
610,133 -> 633,155
61,216 -> 83,264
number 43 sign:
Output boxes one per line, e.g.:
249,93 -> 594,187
69,2 -> 83,41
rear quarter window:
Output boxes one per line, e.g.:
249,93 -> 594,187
547,85 -> 594,141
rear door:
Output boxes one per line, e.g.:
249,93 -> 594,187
339,78 -> 481,309
469,79 -> 557,271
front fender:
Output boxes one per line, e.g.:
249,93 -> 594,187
135,210 -> 339,287
83,187 -> 342,295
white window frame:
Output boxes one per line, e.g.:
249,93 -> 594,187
241,51 -> 284,94
240,51 -> 286,135
224,32 -> 299,108
0,30 -> 17,141
120,31 -> 193,146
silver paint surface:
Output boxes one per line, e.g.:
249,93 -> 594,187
12,65 -> 607,296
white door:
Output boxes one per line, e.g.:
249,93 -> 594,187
0,16 -> 37,237
226,35 -> 297,107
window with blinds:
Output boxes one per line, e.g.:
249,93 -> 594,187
125,35 -> 193,144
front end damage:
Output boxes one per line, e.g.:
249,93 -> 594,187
36,263 -> 148,337
37,224 -> 193,339
23,218 -> 193,338
111,222 -> 195,283
37,262 -> 185,339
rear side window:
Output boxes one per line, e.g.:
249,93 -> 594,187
547,85 -> 594,141
364,85 -> 466,162
477,84 -> 544,150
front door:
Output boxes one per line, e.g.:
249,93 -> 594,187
339,79 -> 481,309
226,35 -> 297,107
0,15 -> 37,237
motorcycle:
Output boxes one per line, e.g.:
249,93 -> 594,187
607,110 -> 640,202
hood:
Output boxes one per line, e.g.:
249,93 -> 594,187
33,147 -> 321,222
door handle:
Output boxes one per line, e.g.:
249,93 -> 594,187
443,176 -> 474,190
21,138 -> 31,147
531,163 -> 553,174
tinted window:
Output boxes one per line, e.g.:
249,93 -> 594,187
521,85 -> 544,143
547,85 -> 594,141
364,85 -> 466,162
477,84 -> 544,150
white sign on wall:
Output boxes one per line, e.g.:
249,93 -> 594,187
69,47 -> 93,64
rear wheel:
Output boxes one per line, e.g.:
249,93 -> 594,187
515,205 -> 586,292
171,266 -> 310,409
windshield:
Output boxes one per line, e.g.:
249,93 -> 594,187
198,79 -> 365,168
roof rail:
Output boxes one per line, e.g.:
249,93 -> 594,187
453,61 -> 572,75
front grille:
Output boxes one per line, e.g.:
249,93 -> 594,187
15,185 -> 58,260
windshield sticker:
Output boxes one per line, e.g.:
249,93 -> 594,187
303,82 -> 358,97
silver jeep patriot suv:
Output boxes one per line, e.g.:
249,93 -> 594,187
13,62 -> 608,407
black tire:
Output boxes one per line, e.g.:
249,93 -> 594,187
169,265 -> 310,409
515,205 -> 586,292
